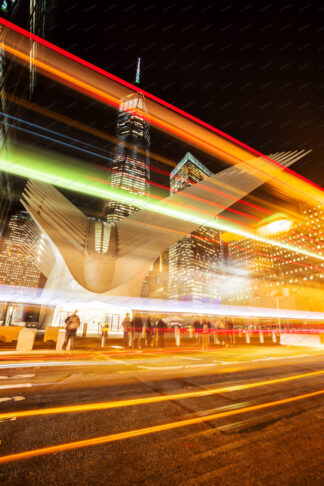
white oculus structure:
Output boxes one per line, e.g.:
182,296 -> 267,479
21,150 -> 308,307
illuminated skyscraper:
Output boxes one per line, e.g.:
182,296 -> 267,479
0,211 -> 44,288
105,58 -> 150,224
168,152 -> 221,303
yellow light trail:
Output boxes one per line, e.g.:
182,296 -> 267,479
1,386 -> 324,464
0,369 -> 323,421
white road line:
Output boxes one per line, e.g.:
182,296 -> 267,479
0,384 -> 32,390
13,374 -> 35,378
0,373 -> 35,380
0,361 -> 123,370
0,396 -> 25,403
179,357 -> 202,361
139,363 -> 216,371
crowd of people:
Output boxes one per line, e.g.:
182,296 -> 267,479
122,313 -> 168,349
61,311 -> 238,351
121,314 -> 236,350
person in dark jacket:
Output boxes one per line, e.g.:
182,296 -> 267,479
132,313 -> 144,348
193,318 -> 201,345
157,316 -> 167,348
62,310 -> 80,350
146,316 -> 154,347
122,313 -> 132,348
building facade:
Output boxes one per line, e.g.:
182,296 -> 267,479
0,210 -> 44,288
226,204 -> 324,307
168,152 -> 221,303
105,59 -> 150,224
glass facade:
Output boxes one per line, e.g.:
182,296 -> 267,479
168,152 -> 221,303
0,211 -> 43,288
105,91 -> 150,224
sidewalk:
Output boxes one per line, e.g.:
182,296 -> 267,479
0,332 -> 279,361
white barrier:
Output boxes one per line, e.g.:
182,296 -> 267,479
245,330 -> 250,344
56,329 -> 70,350
16,328 -> 36,351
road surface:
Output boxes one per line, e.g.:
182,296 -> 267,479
1,345 -> 324,485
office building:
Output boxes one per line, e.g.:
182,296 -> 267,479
168,152 -> 221,303
105,58 -> 150,224
0,210 -> 44,288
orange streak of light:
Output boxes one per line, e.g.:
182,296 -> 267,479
0,369 -> 323,422
1,385 -> 324,463
5,42 -> 320,208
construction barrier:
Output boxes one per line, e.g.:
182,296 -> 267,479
16,328 -> 36,351
44,326 -> 65,343
0,326 -> 22,342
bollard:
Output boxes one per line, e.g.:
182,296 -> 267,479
245,330 -> 250,344
232,329 -> 236,345
175,326 -> 180,346
16,328 -> 36,352
101,327 -> 108,347
214,330 -> 219,345
82,323 -> 88,338
56,329 -> 69,351
259,330 -> 264,344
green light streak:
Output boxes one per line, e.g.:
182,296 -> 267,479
1,148 -> 323,262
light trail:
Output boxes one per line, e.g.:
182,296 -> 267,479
0,369 -> 323,421
1,39 -> 320,207
3,148 -> 323,261
1,109 -> 260,220
2,43 -> 247,167
0,17 -> 319,188
1,386 -> 324,464
3,121 -> 115,163
0,112 -> 113,155
5,83 -> 271,214
1,19 -> 322,207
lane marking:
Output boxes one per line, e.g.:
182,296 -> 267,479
0,396 -> 25,403
0,353 -> 317,371
179,357 -> 202,361
13,374 -> 35,378
1,369 -> 324,421
1,387 -> 324,464
0,361 -> 124,370
0,384 -> 32,390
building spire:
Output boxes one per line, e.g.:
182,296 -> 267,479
135,57 -> 141,85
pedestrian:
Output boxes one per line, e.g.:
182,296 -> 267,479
227,320 -> 234,345
62,310 -> 80,350
146,316 -> 154,347
157,316 -> 167,348
193,318 -> 201,345
201,319 -> 209,349
132,313 -> 144,348
101,323 -> 109,347
122,313 -> 131,348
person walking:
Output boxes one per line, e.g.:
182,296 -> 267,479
201,319 -> 209,350
62,310 -> 80,350
193,318 -> 201,345
122,313 -> 131,348
146,316 -> 154,347
132,313 -> 144,348
157,316 -> 167,348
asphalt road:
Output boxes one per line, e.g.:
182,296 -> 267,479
1,345 -> 324,485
